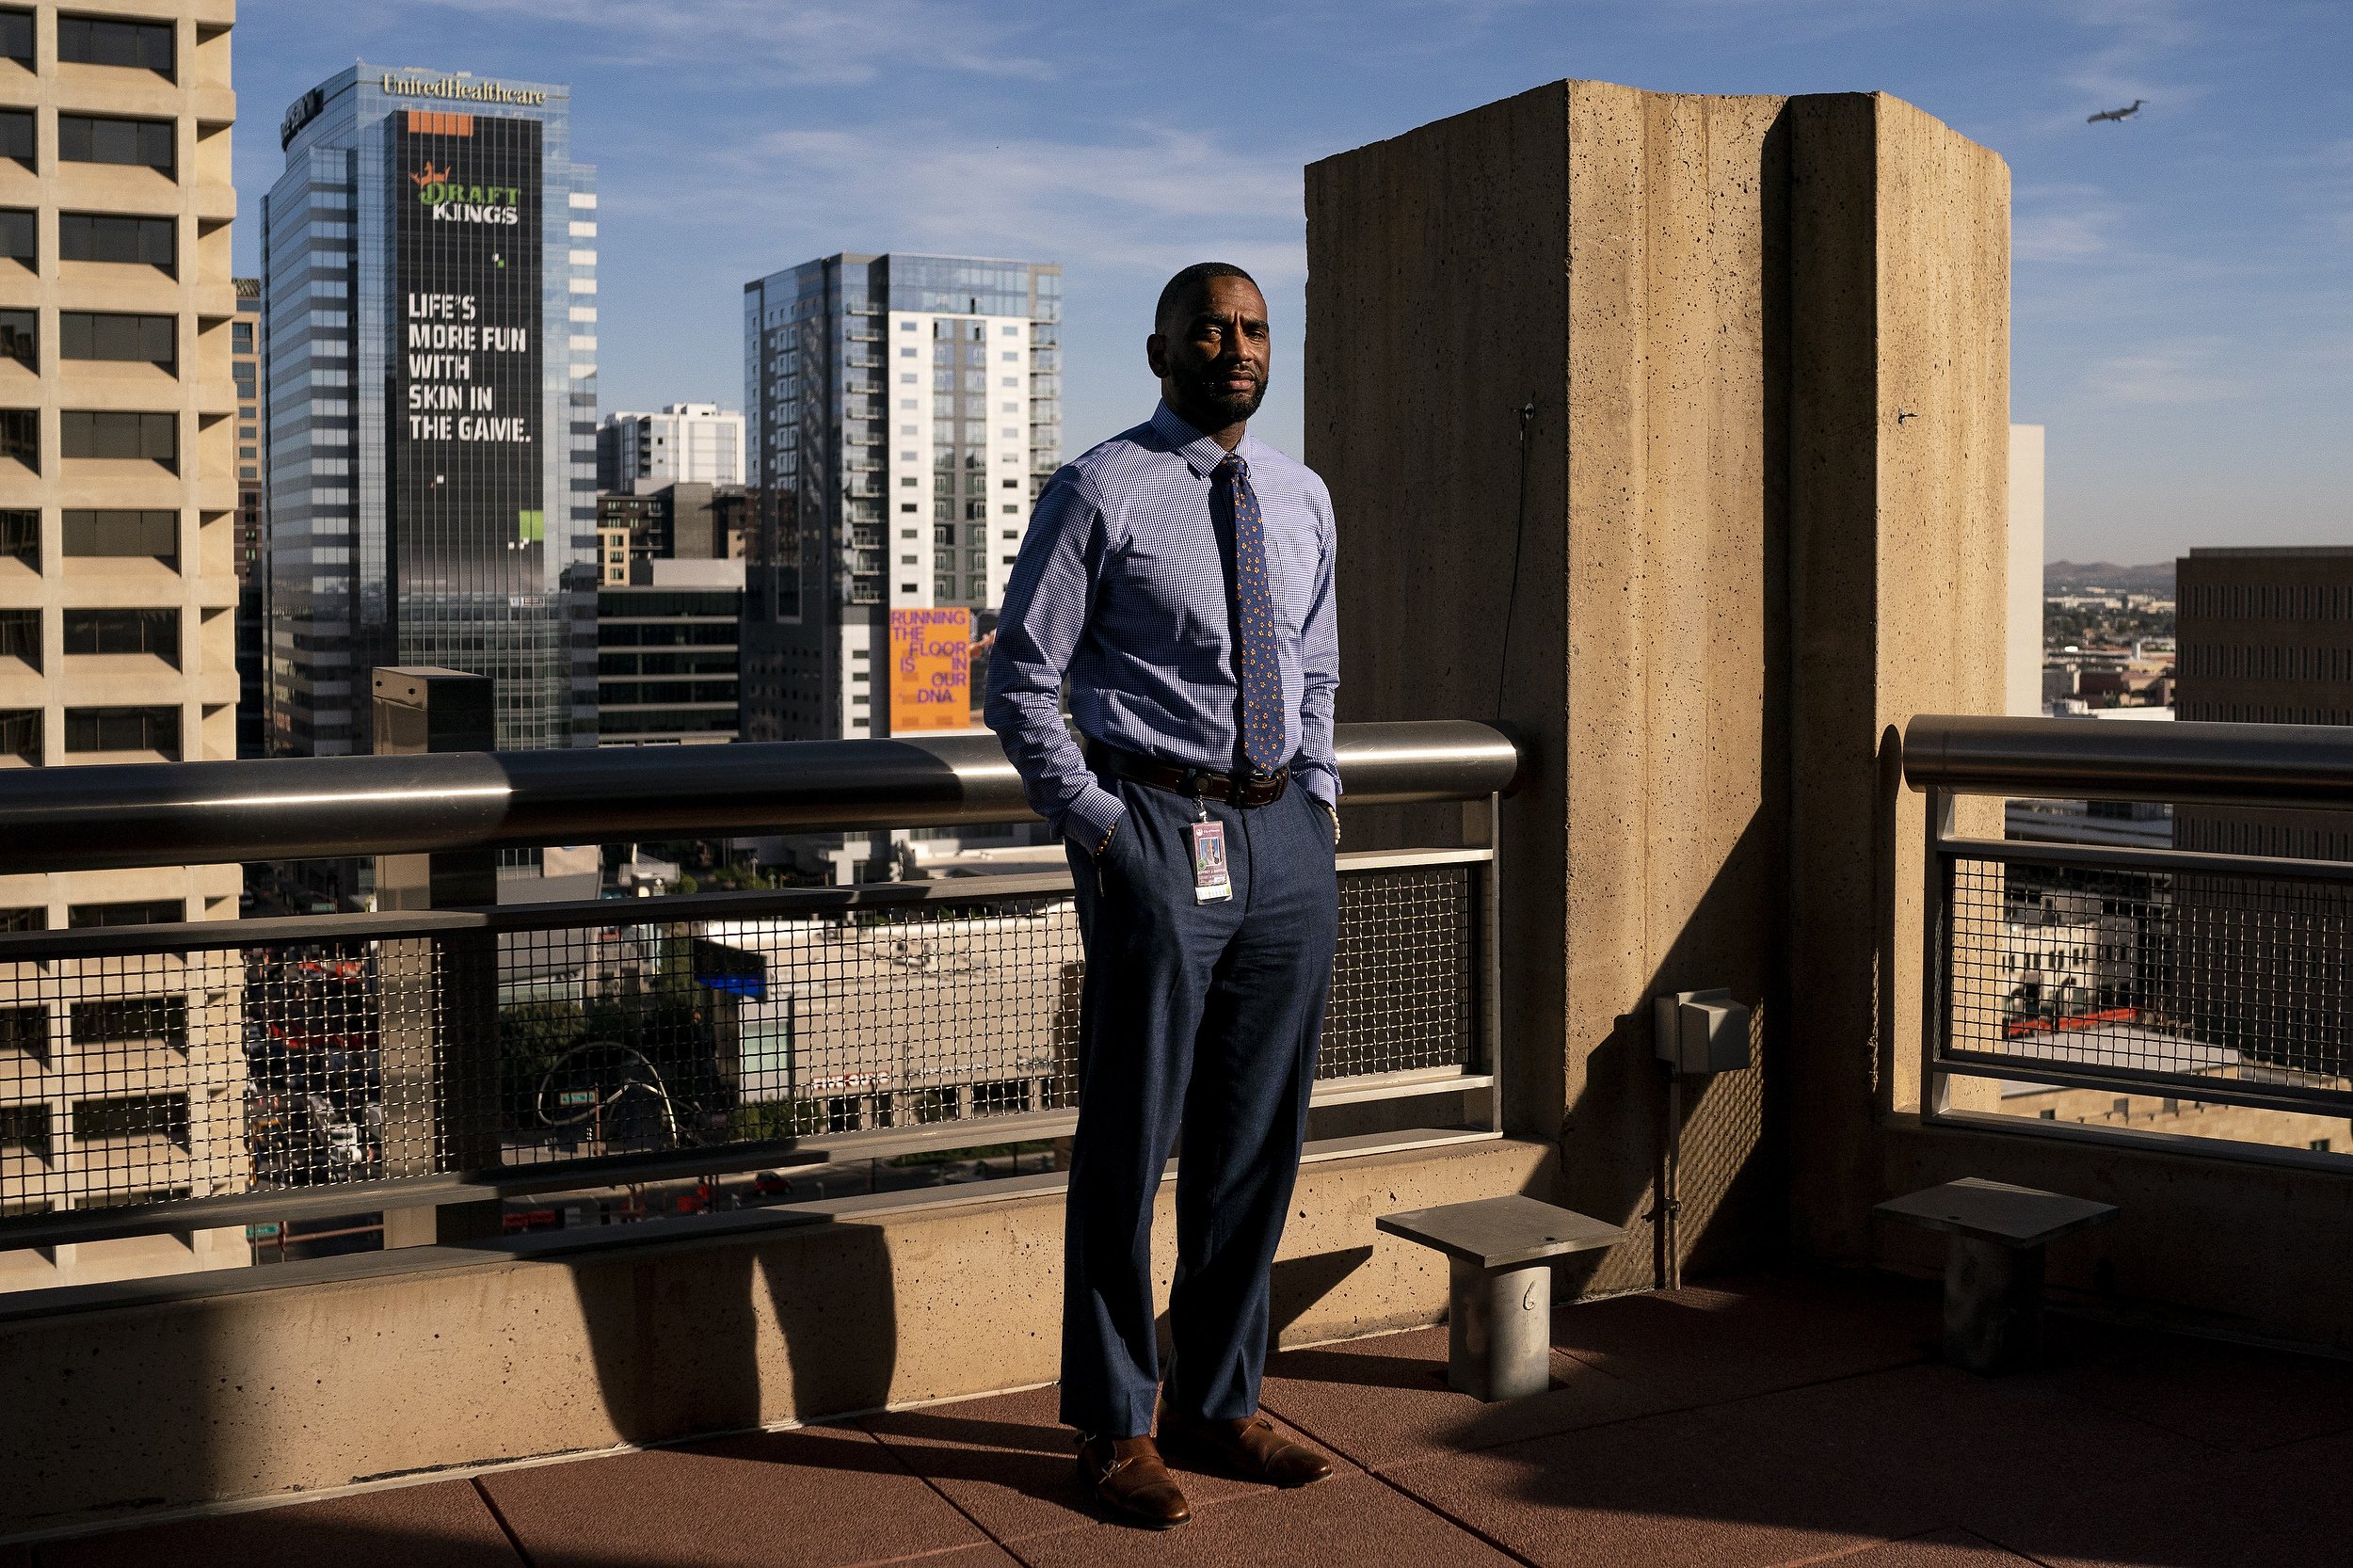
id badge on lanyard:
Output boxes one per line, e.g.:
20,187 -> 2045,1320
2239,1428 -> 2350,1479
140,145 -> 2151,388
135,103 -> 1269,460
1188,813 -> 1233,904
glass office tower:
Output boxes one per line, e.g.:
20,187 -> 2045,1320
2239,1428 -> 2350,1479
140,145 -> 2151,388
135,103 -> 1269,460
262,66 -> 598,754
740,253 -> 1062,745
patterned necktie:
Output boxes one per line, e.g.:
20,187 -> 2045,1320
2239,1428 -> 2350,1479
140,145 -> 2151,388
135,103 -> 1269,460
1218,453 -> 1287,775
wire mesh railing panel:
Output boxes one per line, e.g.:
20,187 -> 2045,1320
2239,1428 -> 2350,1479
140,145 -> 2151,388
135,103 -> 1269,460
0,858 -> 1484,1229
1321,865 -> 1479,1081
1946,854 -> 2353,1100
0,942 -> 399,1221
494,896 -> 1085,1163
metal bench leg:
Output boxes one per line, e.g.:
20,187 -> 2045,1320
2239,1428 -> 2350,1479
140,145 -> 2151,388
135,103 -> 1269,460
1449,1256 -> 1553,1400
1944,1236 -> 2044,1375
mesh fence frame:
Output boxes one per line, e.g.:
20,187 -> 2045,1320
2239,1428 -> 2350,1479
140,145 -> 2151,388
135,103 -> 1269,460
1945,853 -> 2353,1099
0,860 -> 1483,1223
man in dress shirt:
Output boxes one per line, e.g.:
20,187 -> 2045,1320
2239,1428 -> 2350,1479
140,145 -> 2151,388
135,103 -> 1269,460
985,263 -> 1340,1528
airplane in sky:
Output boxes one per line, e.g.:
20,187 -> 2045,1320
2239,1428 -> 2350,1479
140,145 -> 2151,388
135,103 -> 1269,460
2087,100 -> 2146,123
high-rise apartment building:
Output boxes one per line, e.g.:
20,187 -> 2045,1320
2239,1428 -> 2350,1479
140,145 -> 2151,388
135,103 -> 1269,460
232,272 -> 261,753
2171,546 -> 2353,1073
2174,548 -> 2353,731
232,274 -> 256,566
262,65 -> 598,755
739,253 -> 1061,745
0,2 -> 247,1287
596,401 -> 742,492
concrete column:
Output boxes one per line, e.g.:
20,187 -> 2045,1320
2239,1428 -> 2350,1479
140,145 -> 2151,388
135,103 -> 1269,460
1306,83 -> 2009,1288
373,668 -> 504,1246
1783,95 -> 2010,1252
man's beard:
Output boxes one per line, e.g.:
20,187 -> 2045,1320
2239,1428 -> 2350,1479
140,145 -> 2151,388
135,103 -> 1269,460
1173,365 -> 1267,424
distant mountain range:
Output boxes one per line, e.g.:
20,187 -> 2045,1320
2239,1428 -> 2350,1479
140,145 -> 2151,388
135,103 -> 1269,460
2045,560 -> 2175,593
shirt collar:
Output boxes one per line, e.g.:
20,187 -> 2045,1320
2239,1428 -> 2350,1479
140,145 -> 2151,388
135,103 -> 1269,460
1151,400 -> 1242,479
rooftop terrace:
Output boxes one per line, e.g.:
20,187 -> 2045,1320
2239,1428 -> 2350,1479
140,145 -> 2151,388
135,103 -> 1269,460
7,74 -> 2353,1561
29,1269 -> 2353,1568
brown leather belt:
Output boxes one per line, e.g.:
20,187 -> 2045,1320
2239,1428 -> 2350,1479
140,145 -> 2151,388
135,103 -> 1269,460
1087,741 -> 1289,808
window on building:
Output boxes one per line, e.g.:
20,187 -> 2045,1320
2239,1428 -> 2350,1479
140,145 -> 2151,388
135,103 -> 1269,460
0,308 -> 28,372
0,708 -> 33,763
0,1102 -> 49,1160
68,900 -> 184,930
57,15 -> 173,73
70,1092 -> 189,1144
0,109 -> 29,170
0,10 -> 30,67
57,115 -> 172,175
63,508 -> 175,563
72,993 -> 185,1049
231,319 -> 253,355
0,508 -> 33,567
60,410 -> 174,463
63,705 -> 179,758
0,208 -> 29,268
0,1004 -> 43,1064
59,312 -> 174,368
0,907 -> 37,936
58,213 -> 173,271
0,607 -> 35,669
63,607 -> 176,664
0,408 -> 33,471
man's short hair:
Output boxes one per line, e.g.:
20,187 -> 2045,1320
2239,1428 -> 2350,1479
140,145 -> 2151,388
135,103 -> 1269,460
1155,262 -> 1260,334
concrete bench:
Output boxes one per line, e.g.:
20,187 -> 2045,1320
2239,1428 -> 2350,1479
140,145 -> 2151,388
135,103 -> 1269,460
1874,1177 -> 2119,1375
1377,1193 -> 1625,1400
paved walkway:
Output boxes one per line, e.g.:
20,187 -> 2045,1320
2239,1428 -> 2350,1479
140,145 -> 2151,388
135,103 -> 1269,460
26,1270 -> 2353,1567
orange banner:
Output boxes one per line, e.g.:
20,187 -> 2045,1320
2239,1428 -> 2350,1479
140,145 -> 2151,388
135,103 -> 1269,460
888,607 -> 972,732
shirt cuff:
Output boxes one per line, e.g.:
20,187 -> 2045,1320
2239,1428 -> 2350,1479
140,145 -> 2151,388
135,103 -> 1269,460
1059,782 -> 1128,852
1296,765 -> 1340,809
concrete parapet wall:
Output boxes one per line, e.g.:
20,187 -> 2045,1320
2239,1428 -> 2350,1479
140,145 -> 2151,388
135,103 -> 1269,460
1307,82 -> 2009,1288
0,1136 -> 1553,1534
1879,1116 -> 2353,1353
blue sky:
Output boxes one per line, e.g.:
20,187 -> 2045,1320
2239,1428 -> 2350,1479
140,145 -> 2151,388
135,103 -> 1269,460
232,0 -> 2351,566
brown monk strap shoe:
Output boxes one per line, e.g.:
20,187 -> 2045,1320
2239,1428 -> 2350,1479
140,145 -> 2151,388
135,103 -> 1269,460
1157,1409 -> 1335,1487
1076,1433 -> 1193,1529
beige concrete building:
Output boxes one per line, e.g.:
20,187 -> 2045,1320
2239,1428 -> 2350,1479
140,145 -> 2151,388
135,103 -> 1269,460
2171,545 -> 2353,1081
1998,1075 -> 2353,1157
0,1 -> 245,1288
2007,423 -> 2043,716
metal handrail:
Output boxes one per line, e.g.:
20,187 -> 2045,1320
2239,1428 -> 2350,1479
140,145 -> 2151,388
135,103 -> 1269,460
0,720 -> 1524,875
1911,713 -> 2353,1144
1905,714 -> 2353,808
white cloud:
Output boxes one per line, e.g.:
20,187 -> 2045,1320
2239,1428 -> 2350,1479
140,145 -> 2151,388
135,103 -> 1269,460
661,121 -> 1310,282
2057,0 -> 2204,114
404,0 -> 1053,85
2014,184 -> 2125,262
2082,338 -> 2251,406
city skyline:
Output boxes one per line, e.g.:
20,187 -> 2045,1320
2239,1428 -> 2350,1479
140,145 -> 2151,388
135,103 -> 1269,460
223,1 -> 2353,568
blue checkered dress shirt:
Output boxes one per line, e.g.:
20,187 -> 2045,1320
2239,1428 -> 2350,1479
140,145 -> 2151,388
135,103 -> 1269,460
984,402 -> 1340,848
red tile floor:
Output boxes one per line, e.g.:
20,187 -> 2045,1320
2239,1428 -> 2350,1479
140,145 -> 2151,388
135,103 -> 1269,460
29,1270 -> 2353,1568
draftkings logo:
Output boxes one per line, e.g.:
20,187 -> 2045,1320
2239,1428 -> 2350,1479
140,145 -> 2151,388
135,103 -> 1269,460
409,162 -> 522,225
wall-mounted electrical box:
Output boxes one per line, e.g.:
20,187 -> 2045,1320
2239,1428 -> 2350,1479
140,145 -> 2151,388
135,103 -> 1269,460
1653,987 -> 1752,1075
